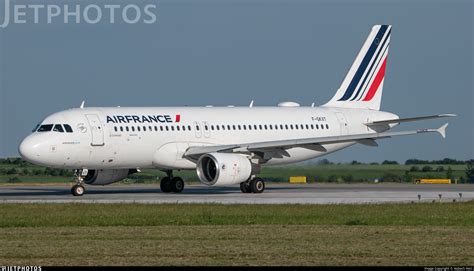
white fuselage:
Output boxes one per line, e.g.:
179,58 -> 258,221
19,105 -> 397,170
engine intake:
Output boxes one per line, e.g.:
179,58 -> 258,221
196,153 -> 254,186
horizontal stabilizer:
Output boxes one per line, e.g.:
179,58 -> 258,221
365,114 -> 456,125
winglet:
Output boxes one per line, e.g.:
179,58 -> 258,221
80,100 -> 85,109
437,123 -> 449,139
249,100 -> 254,108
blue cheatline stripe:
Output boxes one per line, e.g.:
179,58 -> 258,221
350,28 -> 391,101
338,25 -> 389,101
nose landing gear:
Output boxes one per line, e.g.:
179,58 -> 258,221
160,170 -> 184,193
71,169 -> 87,196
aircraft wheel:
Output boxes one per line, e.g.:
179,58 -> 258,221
250,178 -> 265,193
171,177 -> 184,193
160,177 -> 172,193
71,185 -> 85,196
240,181 -> 251,193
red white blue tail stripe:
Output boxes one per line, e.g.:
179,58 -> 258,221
338,25 -> 391,102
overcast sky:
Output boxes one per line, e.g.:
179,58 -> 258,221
0,0 -> 472,162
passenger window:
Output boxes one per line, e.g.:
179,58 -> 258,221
137,127 -> 141,132
310,124 -> 314,129
259,125 -> 262,130
177,126 -> 180,131
37,124 -> 53,132
114,127 -> 118,132
132,126 -> 135,132
269,125 -> 273,130
196,125 -> 199,131
160,126 -> 164,131
248,125 -> 252,130
216,125 -> 220,131
295,125 -> 299,130
149,126 -> 152,131
243,125 -> 246,130
126,127 -> 130,132
143,126 -> 147,131
211,125 -> 214,131
53,124 -> 64,133
232,125 -> 236,130
64,124 -> 73,133
222,125 -> 226,130
120,127 -> 124,132
204,125 -> 208,131
188,125 -> 192,131
155,126 -> 158,131
316,124 -> 319,129
166,126 -> 169,131
182,125 -> 186,131
171,126 -> 175,131
238,125 -> 241,130
326,124 -> 329,129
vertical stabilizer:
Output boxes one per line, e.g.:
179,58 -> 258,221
324,25 -> 392,111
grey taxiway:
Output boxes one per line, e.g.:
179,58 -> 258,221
1,183 -> 473,204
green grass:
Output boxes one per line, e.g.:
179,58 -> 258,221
0,203 -> 473,265
1,202 -> 473,227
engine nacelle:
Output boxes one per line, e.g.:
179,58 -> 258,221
84,169 -> 133,185
196,153 -> 254,186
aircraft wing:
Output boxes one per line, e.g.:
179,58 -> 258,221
184,123 -> 449,158
364,114 -> 456,125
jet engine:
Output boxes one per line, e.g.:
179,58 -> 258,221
83,169 -> 134,185
196,153 -> 255,186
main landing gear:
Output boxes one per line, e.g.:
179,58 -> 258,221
160,170 -> 184,193
240,177 -> 265,194
71,169 -> 87,196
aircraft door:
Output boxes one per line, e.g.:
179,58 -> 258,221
194,121 -> 202,138
85,114 -> 105,146
203,121 -> 210,138
335,112 -> 349,135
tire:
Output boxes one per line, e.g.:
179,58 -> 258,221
171,177 -> 184,193
160,177 -> 172,193
71,185 -> 85,196
240,182 -> 251,193
250,178 -> 265,193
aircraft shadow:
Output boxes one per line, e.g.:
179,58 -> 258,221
0,185 -> 296,197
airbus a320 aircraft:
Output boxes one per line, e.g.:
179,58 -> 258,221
19,25 -> 455,196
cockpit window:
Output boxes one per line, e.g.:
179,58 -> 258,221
32,124 -> 40,132
37,124 -> 53,132
64,124 -> 73,133
53,124 -> 64,133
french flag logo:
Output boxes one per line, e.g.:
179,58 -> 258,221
175,114 -> 181,122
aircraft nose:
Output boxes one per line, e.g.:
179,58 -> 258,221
18,135 -> 41,163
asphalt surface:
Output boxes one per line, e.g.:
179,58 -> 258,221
1,183 -> 473,204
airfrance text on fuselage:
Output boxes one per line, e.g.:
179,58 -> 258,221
106,115 -> 180,124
